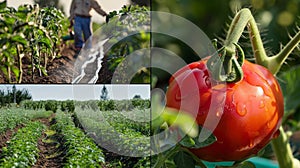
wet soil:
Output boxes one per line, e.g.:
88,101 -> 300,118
33,114 -> 65,168
0,44 -> 113,84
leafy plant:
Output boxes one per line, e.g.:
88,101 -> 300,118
60,100 -> 75,113
0,4 -> 68,83
44,100 -> 58,113
0,107 -> 51,134
53,111 -> 105,167
105,5 -> 150,84
0,121 -> 45,167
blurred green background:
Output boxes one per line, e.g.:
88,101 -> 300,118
152,0 -> 300,161
152,0 -> 300,88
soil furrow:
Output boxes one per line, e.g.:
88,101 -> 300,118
33,115 -> 65,168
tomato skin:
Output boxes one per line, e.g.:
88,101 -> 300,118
166,57 -> 284,161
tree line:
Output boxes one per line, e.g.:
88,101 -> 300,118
0,85 -> 32,107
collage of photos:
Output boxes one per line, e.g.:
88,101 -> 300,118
0,0 -> 151,167
1,0 -> 300,168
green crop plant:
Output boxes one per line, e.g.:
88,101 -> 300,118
0,4 -> 68,83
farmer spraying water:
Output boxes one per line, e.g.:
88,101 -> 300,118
69,0 -> 107,54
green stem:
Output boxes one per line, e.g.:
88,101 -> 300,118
227,9 -> 300,74
271,126 -> 300,168
152,145 -> 181,168
224,9 -> 251,52
7,56 -> 11,83
268,31 -> 300,74
225,8 -> 270,65
247,17 -> 269,66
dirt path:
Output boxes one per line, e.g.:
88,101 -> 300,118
33,115 -> 65,168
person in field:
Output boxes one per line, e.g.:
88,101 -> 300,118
69,0 -> 107,53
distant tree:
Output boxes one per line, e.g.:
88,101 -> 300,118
133,95 -> 141,99
15,89 -> 32,104
0,86 -> 32,107
34,0 -> 59,7
131,0 -> 149,6
100,85 -> 108,100
33,0 -> 64,13
12,85 -> 16,103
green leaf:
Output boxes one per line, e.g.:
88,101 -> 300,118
151,92 -> 165,128
0,66 -> 8,76
180,126 -> 217,149
39,37 -> 52,48
161,107 -> 199,138
279,66 -> 300,112
40,67 -> 48,76
0,1 -> 6,10
174,151 -> 195,168
11,35 -> 27,45
11,66 -> 20,80
4,17 -> 15,25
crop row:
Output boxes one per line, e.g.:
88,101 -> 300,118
0,121 -> 45,167
22,100 -> 75,113
22,99 -> 150,114
52,111 -> 105,167
0,107 -> 52,134
100,108 -> 150,136
75,107 -> 150,166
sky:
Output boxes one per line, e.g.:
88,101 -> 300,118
7,0 -> 130,23
0,84 -> 150,101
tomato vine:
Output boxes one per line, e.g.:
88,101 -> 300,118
152,7 -> 300,168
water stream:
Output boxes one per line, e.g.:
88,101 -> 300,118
72,38 -> 109,84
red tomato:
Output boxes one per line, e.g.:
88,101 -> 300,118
165,57 -> 284,161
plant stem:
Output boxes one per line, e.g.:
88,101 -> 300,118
268,31 -> 300,74
224,9 -> 251,53
224,8 -> 269,66
16,45 -> 23,83
152,145 -> 181,168
7,56 -> 11,83
247,17 -> 269,66
227,8 -> 300,75
271,126 -> 300,168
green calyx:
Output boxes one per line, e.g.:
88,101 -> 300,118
207,43 -> 245,83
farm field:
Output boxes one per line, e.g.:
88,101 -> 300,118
0,99 -> 150,167
0,2 -> 150,84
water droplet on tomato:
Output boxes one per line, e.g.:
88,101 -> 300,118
264,107 -> 268,113
267,122 -> 271,128
249,141 -> 254,148
256,87 -> 264,97
205,76 -> 211,86
175,91 -> 181,101
236,103 -> 247,116
259,100 -> 265,108
216,109 -> 223,117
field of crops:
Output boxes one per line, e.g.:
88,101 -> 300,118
0,2 -> 150,84
0,99 -> 150,167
